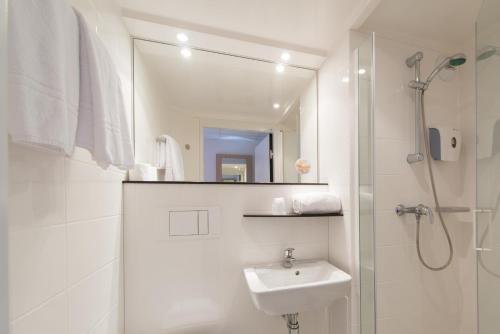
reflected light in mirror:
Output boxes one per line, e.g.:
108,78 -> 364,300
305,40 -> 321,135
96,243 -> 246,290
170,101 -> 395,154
176,33 -> 189,43
358,68 -> 366,74
281,52 -> 291,62
275,63 -> 285,73
180,48 -> 192,58
273,103 -> 280,109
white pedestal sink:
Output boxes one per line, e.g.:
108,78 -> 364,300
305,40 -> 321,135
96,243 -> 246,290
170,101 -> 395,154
243,260 -> 351,316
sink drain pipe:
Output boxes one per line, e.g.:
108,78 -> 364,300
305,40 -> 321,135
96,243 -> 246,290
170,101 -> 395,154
282,313 -> 299,333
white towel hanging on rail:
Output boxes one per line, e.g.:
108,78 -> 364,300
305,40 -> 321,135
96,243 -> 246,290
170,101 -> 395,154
156,135 -> 185,181
74,10 -> 134,170
8,0 -> 80,155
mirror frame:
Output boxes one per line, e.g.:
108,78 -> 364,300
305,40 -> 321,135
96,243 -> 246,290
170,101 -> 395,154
131,37 -> 321,184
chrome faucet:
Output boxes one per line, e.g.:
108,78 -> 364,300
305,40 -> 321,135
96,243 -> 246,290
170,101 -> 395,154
282,248 -> 296,268
395,204 -> 434,223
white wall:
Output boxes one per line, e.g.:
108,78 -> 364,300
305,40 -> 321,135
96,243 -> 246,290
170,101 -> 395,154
7,1 -> 132,334
133,51 -> 167,165
133,56 -> 200,181
254,135 -> 270,183
282,130 -> 299,183
124,183 -> 331,334
300,78 -> 319,183
0,0 -> 9,332
372,34 -> 476,334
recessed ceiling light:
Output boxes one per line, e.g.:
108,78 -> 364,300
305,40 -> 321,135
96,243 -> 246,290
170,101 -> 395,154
281,52 -> 291,62
276,64 -> 285,73
273,103 -> 280,109
358,68 -> 366,75
180,48 -> 192,58
177,33 -> 189,42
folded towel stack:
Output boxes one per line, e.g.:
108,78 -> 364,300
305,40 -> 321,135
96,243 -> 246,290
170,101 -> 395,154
292,192 -> 342,215
128,163 -> 157,181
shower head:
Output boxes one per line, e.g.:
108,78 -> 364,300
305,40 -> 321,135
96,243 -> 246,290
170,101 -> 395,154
424,53 -> 467,89
477,46 -> 500,61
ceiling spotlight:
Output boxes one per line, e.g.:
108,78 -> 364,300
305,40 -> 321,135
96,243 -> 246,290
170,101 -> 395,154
281,52 -> 291,62
273,103 -> 280,109
180,48 -> 192,58
276,64 -> 285,73
358,68 -> 366,75
176,33 -> 189,42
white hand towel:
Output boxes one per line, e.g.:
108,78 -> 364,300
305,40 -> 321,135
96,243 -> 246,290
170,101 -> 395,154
8,0 -> 79,155
292,192 -> 342,214
128,163 -> 157,181
156,135 -> 185,181
74,10 -> 134,170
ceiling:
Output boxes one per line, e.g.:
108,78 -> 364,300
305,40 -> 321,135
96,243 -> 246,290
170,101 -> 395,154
361,0 -> 483,50
135,40 -> 316,123
120,0 -> 484,61
118,0 -> 368,55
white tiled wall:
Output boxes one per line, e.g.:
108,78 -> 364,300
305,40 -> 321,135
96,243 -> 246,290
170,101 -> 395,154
7,0 -> 132,333
124,183 -> 332,334
373,34 -> 476,334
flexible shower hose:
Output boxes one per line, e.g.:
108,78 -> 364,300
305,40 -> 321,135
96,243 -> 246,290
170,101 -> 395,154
416,91 -> 454,271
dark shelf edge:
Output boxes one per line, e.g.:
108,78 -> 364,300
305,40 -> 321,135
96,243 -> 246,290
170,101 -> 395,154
123,181 -> 328,186
243,212 -> 343,218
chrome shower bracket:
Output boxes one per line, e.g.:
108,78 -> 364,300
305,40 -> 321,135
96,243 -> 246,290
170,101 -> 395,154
406,51 -> 425,164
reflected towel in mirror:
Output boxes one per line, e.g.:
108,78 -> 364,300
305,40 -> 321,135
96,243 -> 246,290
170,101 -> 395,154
156,135 -> 184,181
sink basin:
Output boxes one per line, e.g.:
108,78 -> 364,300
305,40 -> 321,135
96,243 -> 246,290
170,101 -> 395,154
243,260 -> 351,316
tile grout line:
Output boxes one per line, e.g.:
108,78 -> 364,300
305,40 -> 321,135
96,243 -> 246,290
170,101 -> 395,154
10,291 -> 68,325
67,257 -> 120,292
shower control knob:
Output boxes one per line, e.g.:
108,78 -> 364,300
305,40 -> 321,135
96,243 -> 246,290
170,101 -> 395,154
395,204 -> 406,216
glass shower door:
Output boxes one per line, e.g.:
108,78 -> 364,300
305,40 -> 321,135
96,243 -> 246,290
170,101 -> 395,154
477,1 -> 500,333
358,33 -> 375,334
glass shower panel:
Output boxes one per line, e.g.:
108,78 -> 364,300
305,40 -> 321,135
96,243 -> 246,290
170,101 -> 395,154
477,1 -> 500,333
358,33 -> 375,334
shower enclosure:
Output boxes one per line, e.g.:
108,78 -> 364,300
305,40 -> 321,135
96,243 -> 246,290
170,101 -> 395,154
477,1 -> 500,333
358,2 -> 500,333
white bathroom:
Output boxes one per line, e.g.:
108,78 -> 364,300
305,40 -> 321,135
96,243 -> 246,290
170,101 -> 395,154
0,1 -> 498,334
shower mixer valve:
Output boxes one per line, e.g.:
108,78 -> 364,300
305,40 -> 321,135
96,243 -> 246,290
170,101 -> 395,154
395,204 -> 434,223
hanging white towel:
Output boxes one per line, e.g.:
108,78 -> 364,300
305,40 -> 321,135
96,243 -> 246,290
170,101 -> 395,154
8,0 -> 79,155
156,135 -> 185,181
74,10 -> 134,170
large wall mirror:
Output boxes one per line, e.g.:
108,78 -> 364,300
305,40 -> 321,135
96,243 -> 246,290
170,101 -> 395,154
133,38 -> 319,183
